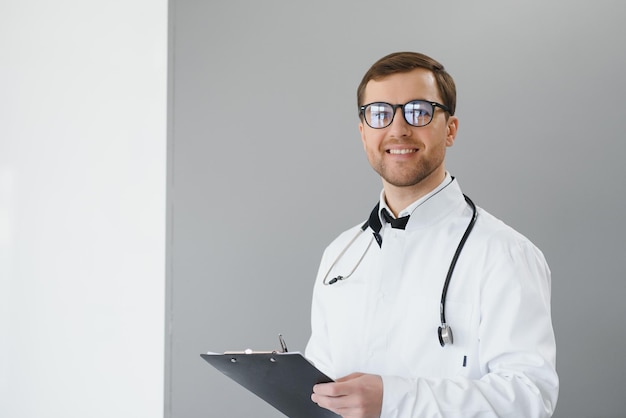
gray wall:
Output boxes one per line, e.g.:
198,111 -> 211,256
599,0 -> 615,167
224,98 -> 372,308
167,1 -> 626,417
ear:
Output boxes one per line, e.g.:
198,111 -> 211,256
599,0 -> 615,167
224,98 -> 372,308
359,121 -> 367,150
445,116 -> 459,147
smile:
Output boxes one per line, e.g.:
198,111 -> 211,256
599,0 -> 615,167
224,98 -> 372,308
387,149 -> 417,155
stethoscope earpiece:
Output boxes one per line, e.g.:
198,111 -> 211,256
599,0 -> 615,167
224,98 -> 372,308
438,324 -> 453,347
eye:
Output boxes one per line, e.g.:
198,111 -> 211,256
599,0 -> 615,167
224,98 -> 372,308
366,103 -> 393,127
371,109 -> 391,120
409,108 -> 428,117
405,101 -> 433,124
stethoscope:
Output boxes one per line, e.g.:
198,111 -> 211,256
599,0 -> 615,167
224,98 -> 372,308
321,194 -> 478,347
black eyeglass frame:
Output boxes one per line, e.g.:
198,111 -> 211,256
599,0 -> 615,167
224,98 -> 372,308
360,99 -> 451,129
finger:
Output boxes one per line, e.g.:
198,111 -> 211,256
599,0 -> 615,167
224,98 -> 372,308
313,382 -> 346,397
312,392 -> 351,415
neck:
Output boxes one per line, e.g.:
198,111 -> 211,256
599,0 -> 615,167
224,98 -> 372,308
383,170 -> 447,217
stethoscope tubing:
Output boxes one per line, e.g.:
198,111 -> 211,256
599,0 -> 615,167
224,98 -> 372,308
320,193 -> 478,346
439,194 -> 477,326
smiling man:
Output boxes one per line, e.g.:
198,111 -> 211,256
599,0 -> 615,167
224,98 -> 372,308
359,66 -> 457,215
306,52 -> 559,418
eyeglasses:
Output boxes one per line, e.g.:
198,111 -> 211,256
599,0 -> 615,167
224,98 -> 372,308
360,99 -> 451,129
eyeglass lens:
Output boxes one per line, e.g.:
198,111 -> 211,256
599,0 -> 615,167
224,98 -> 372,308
364,100 -> 434,128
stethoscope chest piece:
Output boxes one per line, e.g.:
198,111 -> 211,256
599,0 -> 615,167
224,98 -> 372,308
438,324 -> 453,347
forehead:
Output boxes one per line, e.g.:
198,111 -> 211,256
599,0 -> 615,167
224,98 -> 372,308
363,68 -> 441,104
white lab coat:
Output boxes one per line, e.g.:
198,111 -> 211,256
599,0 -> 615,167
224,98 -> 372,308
305,176 -> 559,417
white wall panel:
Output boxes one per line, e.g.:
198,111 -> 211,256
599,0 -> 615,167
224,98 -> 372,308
0,1 -> 167,417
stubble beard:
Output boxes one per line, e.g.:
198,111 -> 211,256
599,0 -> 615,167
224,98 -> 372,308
371,151 -> 445,188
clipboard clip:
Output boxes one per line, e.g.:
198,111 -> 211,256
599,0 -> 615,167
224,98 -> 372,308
278,333 -> 288,353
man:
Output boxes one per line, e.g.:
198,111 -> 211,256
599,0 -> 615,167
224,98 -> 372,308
305,52 -> 559,418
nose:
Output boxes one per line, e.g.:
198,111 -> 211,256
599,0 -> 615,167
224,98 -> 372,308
388,107 -> 412,137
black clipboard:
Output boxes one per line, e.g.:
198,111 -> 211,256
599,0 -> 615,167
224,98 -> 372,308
200,351 -> 338,418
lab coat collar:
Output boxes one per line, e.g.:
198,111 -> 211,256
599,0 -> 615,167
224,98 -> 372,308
377,173 -> 466,231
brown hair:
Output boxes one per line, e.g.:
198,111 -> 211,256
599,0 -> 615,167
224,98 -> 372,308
357,51 -> 456,116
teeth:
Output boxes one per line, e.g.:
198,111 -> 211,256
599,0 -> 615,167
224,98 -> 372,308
389,149 -> 416,155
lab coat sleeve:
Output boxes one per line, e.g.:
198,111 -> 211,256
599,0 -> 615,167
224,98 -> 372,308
380,233 -> 559,418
